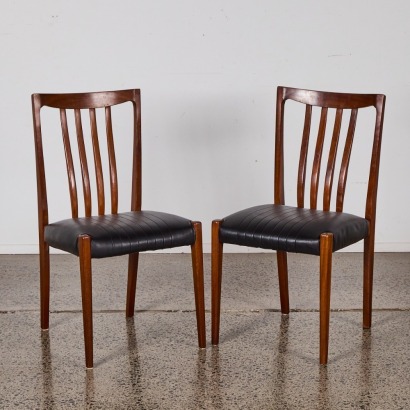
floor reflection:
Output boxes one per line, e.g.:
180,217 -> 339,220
210,346 -> 223,409
272,314 -> 290,408
41,330 -> 55,409
126,317 -> 144,405
84,369 -> 95,407
358,329 -> 373,407
208,314 -> 295,409
317,366 -> 330,409
194,348 -> 207,408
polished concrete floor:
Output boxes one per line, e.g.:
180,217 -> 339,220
0,252 -> 409,409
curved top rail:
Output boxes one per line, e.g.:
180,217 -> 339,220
280,86 -> 385,110
32,89 -> 139,110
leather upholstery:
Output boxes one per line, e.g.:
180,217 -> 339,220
219,204 -> 369,255
45,211 -> 195,258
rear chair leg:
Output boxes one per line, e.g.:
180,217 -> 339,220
78,234 -> 93,369
276,250 -> 290,314
126,253 -> 139,317
39,241 -> 50,330
319,233 -> 333,365
211,220 -> 223,345
191,222 -> 206,348
363,236 -> 374,329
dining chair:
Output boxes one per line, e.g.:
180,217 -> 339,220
211,86 -> 385,364
32,89 -> 206,368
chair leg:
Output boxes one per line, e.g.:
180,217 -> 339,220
78,235 -> 93,369
276,251 -> 290,314
319,233 -> 333,365
211,219 -> 223,345
126,253 -> 139,318
190,222 -> 206,348
39,240 -> 50,330
363,236 -> 375,329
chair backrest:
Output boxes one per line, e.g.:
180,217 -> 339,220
32,89 -> 142,230
274,86 -> 385,223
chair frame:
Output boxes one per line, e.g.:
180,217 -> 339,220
32,89 -> 206,368
212,86 -> 385,364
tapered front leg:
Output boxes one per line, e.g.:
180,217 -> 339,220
319,233 -> 333,365
78,234 -> 93,369
211,220 -> 223,345
191,221 -> 206,348
126,253 -> 139,317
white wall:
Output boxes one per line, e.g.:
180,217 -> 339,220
1,1 -> 409,253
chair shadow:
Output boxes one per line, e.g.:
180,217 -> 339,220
219,310 -> 279,344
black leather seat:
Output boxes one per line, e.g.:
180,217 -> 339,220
219,204 -> 369,255
45,211 -> 195,258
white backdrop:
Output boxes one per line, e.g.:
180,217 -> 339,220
1,1 -> 409,253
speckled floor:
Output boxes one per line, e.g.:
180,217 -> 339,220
0,253 -> 409,409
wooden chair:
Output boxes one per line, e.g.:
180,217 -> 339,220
32,89 -> 206,368
211,86 -> 385,364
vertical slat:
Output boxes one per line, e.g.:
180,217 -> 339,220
60,109 -> 79,218
323,109 -> 343,211
310,107 -> 328,209
297,105 -> 312,208
336,109 -> 358,212
105,106 -> 118,214
89,108 -> 105,215
75,109 -> 92,217
130,93 -> 142,212
274,88 -> 286,205
32,95 -> 49,229
365,97 -> 385,221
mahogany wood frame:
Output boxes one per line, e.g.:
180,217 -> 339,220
211,86 -> 386,364
32,89 -> 206,368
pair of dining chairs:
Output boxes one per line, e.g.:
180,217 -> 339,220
32,87 -> 385,368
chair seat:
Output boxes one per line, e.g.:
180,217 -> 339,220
45,211 -> 195,258
219,204 -> 369,255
